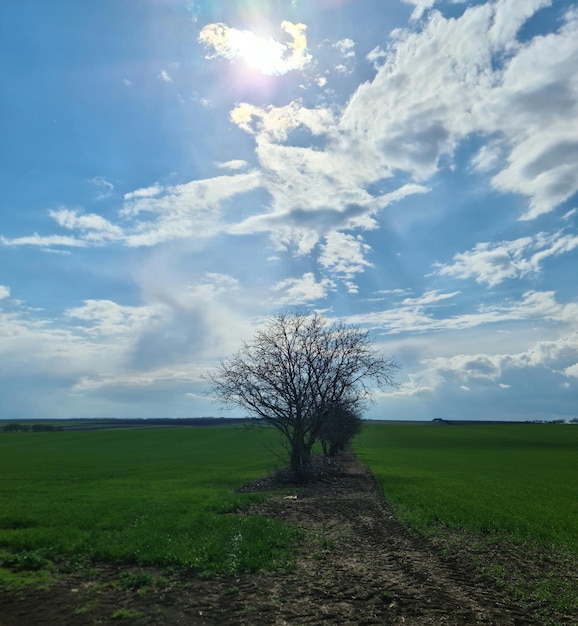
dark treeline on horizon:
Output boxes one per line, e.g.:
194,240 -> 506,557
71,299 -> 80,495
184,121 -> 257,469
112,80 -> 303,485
64,417 -> 251,429
1,417 -> 252,432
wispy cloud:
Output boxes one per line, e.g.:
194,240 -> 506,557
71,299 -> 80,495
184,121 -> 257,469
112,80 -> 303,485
66,299 -> 159,337
158,69 -> 173,83
348,289 -> 578,335
319,232 -> 372,292
50,209 -> 123,243
214,159 -> 249,171
332,38 -> 356,73
88,176 -> 114,200
0,234 -> 87,249
435,229 -> 578,286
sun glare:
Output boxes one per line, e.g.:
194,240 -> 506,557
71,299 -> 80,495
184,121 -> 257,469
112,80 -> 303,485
199,21 -> 311,76
228,30 -> 286,74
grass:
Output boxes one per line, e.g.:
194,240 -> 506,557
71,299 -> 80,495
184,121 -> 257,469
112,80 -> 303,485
355,423 -> 577,549
2,420 -> 575,623
0,426 -> 298,585
355,423 -> 578,624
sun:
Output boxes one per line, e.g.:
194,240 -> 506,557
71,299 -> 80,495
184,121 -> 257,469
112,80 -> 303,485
199,21 -> 312,76
227,29 -> 287,75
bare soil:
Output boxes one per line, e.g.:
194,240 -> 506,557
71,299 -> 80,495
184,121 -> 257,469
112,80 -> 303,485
0,452 -> 572,625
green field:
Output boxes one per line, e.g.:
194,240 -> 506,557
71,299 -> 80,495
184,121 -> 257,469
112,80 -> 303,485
355,423 -> 577,549
354,423 -> 578,620
0,426 -> 297,583
1,419 -> 576,616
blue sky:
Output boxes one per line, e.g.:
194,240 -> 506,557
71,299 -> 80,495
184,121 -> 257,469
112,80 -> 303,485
1,0 -> 577,421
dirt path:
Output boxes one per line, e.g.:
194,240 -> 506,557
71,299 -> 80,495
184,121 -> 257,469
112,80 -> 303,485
0,453 -> 540,625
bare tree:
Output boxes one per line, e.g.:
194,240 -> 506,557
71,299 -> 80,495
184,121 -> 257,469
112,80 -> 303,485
209,312 -> 399,481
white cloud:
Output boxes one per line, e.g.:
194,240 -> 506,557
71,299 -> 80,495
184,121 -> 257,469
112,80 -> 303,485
124,185 -> 162,201
228,109 -> 429,249
366,46 -> 387,68
272,272 -> 335,304
66,300 -> 159,337
214,159 -> 248,171
402,0 -> 437,21
334,38 -> 355,57
319,232 -> 373,291
18,0 -> 572,262
0,268 -> 267,412
49,209 -> 123,242
129,0 -> 575,261
72,364 -> 208,393
379,325 -> 578,413
435,237 -> 535,286
386,368 -> 445,397
565,363 -> 578,378
119,172 -> 262,247
158,69 -> 173,83
3,0 -> 576,269
369,284 -> 578,413
486,6 -> 578,218
424,329 -> 578,385
401,290 -> 460,306
0,234 -> 87,249
347,289 -> 578,335
0,286 -> 10,300
332,38 -> 356,73
430,353 -> 503,382
435,229 -> 578,286
339,0 -> 578,217
132,264 -> 260,364
230,100 -> 335,142
0,304 -> 119,383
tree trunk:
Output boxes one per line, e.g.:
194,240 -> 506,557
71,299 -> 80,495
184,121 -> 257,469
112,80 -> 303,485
290,435 -> 311,483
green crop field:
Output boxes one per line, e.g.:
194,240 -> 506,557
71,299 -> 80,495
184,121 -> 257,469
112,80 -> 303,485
0,426 -> 297,586
355,422 -> 578,621
2,420 -> 576,622
355,423 -> 577,549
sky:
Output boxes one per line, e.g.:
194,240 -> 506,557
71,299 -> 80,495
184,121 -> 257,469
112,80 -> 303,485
1,0 -> 577,422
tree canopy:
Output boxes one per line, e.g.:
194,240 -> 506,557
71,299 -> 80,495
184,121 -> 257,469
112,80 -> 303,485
209,312 -> 399,480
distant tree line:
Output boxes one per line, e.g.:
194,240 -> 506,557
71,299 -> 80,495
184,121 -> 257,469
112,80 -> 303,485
2,423 -> 62,433
433,418 -> 573,425
1,418 -> 249,433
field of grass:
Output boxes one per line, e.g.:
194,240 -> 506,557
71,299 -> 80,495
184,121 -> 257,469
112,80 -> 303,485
355,423 -> 577,549
0,425 -> 296,584
2,419 -> 576,623
355,423 -> 578,622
